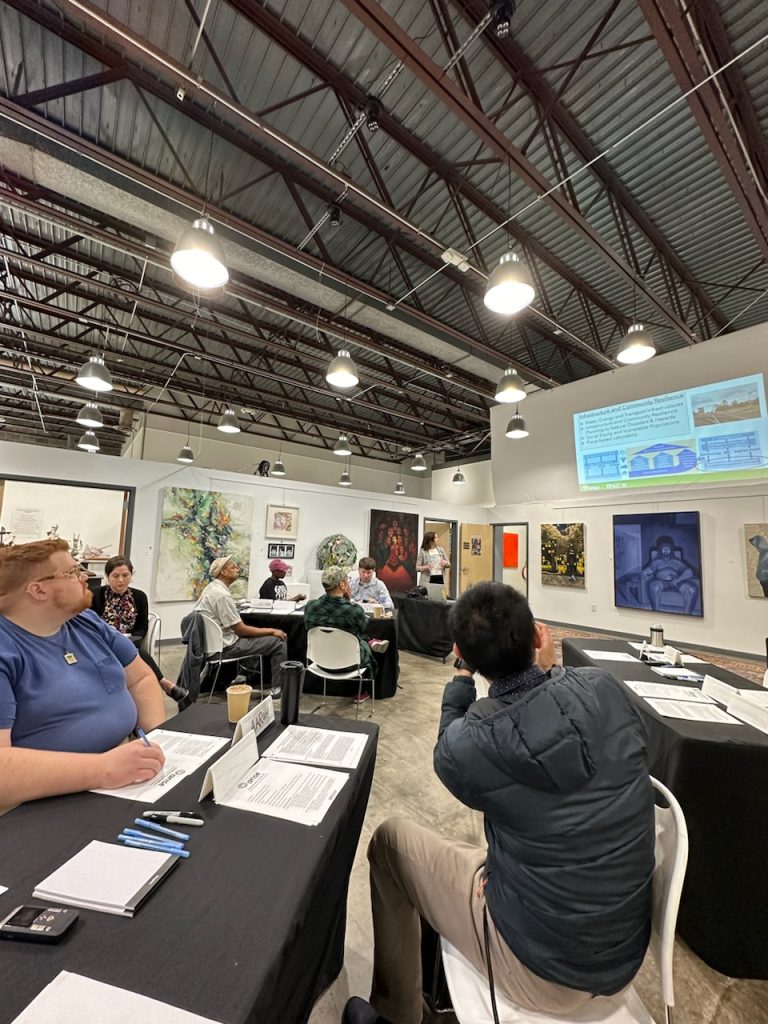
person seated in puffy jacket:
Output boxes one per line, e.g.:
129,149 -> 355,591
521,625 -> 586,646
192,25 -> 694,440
344,582 -> 655,1024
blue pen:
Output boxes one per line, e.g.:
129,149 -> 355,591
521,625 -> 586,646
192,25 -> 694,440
134,817 -> 189,841
122,828 -> 185,848
118,834 -> 185,853
120,838 -> 190,858
136,728 -> 151,747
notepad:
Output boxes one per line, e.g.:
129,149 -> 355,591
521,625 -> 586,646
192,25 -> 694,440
33,840 -> 178,917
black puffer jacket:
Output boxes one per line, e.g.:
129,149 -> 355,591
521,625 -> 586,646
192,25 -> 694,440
434,666 -> 654,995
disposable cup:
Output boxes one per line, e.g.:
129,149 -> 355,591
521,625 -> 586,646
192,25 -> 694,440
226,683 -> 252,723
373,604 -> 383,619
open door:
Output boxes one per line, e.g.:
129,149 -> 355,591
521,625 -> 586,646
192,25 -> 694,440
459,523 -> 493,594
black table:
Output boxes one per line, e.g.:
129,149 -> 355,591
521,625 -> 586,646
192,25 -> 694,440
562,637 -> 768,979
392,594 -> 453,661
0,705 -> 378,1023
242,609 -> 399,698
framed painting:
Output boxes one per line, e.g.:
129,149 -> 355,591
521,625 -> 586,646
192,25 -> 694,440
541,523 -> 585,589
613,511 -> 702,617
268,542 -> 295,559
265,504 -> 299,540
369,509 -> 418,593
744,524 -> 768,598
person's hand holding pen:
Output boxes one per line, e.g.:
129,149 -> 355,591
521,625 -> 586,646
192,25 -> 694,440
96,728 -> 165,790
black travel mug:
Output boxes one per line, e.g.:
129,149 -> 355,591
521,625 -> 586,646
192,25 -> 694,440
280,660 -> 304,725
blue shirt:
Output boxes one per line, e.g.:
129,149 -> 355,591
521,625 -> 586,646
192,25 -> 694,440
348,574 -> 393,610
0,610 -> 139,753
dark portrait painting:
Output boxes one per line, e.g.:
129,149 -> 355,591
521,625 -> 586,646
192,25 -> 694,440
369,509 -> 418,593
613,511 -> 703,617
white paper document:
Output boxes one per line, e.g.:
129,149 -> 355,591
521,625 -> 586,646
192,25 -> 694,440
625,681 -> 715,703
644,698 -> 743,724
583,650 -> 639,662
651,666 -> 705,682
221,758 -> 349,825
11,971 -> 222,1023
680,655 -> 706,665
263,724 -> 367,770
92,730 -> 229,802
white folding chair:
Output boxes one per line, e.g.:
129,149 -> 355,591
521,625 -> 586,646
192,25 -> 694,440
199,613 -> 264,702
306,626 -> 374,720
440,775 -> 689,1024
140,612 -> 161,665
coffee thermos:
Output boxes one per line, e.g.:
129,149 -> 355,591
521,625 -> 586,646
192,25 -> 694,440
280,660 -> 304,725
649,624 -> 665,647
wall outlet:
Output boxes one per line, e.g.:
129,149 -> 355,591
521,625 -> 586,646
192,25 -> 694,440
590,604 -> 597,612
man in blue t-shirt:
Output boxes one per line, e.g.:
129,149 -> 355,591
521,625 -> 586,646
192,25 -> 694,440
0,539 -> 166,806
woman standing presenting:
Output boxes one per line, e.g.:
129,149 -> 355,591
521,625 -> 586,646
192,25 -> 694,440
91,556 -> 188,704
416,531 -> 450,587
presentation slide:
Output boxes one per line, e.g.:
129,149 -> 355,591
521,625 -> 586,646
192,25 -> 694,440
574,373 -> 768,491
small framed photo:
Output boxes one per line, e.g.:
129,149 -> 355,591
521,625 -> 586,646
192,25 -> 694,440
268,542 -> 295,559
265,504 -> 299,540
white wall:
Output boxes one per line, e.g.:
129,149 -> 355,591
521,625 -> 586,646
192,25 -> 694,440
0,440 -> 489,638
431,460 -> 494,506
490,324 -> 768,656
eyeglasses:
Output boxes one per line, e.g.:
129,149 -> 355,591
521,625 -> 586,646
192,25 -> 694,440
35,565 -> 87,582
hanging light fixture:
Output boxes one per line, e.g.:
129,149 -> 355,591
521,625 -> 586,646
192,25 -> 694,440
217,407 -> 240,433
76,401 -> 103,428
339,456 -> 352,487
177,444 -> 194,463
484,253 -> 535,315
494,368 -> 527,403
170,217 -> 229,290
365,97 -> 382,132
76,354 -> 113,392
328,203 -> 342,228
333,433 -> 352,456
77,430 -> 100,452
617,323 -> 656,365
272,449 -> 286,476
491,0 -> 515,38
411,453 -> 427,472
505,407 -> 529,439
452,468 -> 467,485
394,480 -> 405,495
326,349 -> 359,389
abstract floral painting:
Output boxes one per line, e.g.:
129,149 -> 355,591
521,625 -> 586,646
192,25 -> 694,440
155,487 -> 253,601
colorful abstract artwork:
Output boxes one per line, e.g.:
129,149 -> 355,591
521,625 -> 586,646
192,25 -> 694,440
368,509 -> 418,593
541,523 -> 585,589
155,487 -> 253,601
744,523 -> 768,598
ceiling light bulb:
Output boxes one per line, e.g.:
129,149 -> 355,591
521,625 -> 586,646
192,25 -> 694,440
452,469 -> 466,485
394,480 -> 405,495
170,217 -> 229,290
326,350 -> 359,389
177,444 -> 194,463
339,471 -> 352,487
411,453 -> 427,472
272,458 -> 286,476
494,367 -> 527,403
333,433 -> 352,456
484,252 -> 535,315
505,414 -> 529,439
328,203 -> 342,228
617,323 -> 656,365
76,401 -> 103,428
217,407 -> 241,433
77,429 -> 100,452
76,354 -> 113,392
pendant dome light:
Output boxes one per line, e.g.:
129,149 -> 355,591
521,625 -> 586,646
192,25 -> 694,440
177,444 -> 194,464
76,355 -> 113,392
217,407 -> 241,433
76,401 -> 103,428
452,468 -> 467,485
272,456 -> 286,477
339,470 -> 352,487
505,409 -> 529,439
326,349 -> 359,390
484,253 -> 535,315
333,433 -> 352,456
617,323 -> 656,365
394,480 -> 405,496
494,368 -> 527,403
170,218 -> 229,290
77,430 -> 100,452
411,453 -> 427,472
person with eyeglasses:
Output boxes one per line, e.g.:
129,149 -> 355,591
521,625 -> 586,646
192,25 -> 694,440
0,539 -> 166,807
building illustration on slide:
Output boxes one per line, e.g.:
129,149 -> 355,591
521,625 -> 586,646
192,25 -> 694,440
627,441 -> 697,478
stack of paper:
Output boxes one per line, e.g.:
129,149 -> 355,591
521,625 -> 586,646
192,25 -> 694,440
625,680 -> 715,703
12,971 -> 222,1023
643,699 -> 742,724
271,600 -> 297,614
33,841 -> 178,917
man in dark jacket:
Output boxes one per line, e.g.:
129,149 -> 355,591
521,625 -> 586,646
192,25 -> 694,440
345,582 -> 654,1024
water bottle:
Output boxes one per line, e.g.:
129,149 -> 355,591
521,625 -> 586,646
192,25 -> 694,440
649,624 -> 664,647
280,660 -> 304,725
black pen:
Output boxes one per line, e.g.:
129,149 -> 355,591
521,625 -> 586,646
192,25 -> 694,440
142,811 -> 204,827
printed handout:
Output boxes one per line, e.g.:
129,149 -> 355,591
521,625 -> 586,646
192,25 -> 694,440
644,699 -> 742,724
263,725 -> 367,770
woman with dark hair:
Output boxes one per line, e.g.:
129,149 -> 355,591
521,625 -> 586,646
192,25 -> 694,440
91,556 -> 188,703
416,531 -> 450,587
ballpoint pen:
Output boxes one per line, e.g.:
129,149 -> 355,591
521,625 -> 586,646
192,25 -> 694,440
118,834 -> 185,853
119,837 -> 190,858
133,818 -> 189,841
136,728 -> 152,747
122,828 -> 185,849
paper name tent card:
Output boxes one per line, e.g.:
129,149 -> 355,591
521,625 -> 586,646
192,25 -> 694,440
231,694 -> 275,746
33,841 -> 178,917
727,695 -> 768,734
11,971 -> 222,1024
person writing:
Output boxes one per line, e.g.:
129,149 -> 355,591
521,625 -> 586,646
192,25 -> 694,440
416,531 -> 450,586
348,557 -> 393,611
91,555 -> 189,704
258,558 -> 305,601
0,539 -> 166,807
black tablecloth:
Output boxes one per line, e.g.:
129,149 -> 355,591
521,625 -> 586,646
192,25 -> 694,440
242,609 -> 399,698
392,594 -> 453,661
562,637 -> 768,979
0,705 -> 378,1023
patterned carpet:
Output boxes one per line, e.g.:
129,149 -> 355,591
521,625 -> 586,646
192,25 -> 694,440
548,625 -> 767,685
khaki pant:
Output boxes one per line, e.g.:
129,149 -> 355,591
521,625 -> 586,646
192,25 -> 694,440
368,818 -> 593,1024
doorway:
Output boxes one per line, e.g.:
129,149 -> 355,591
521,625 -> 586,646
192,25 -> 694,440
493,523 -> 529,597
424,519 -> 458,598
